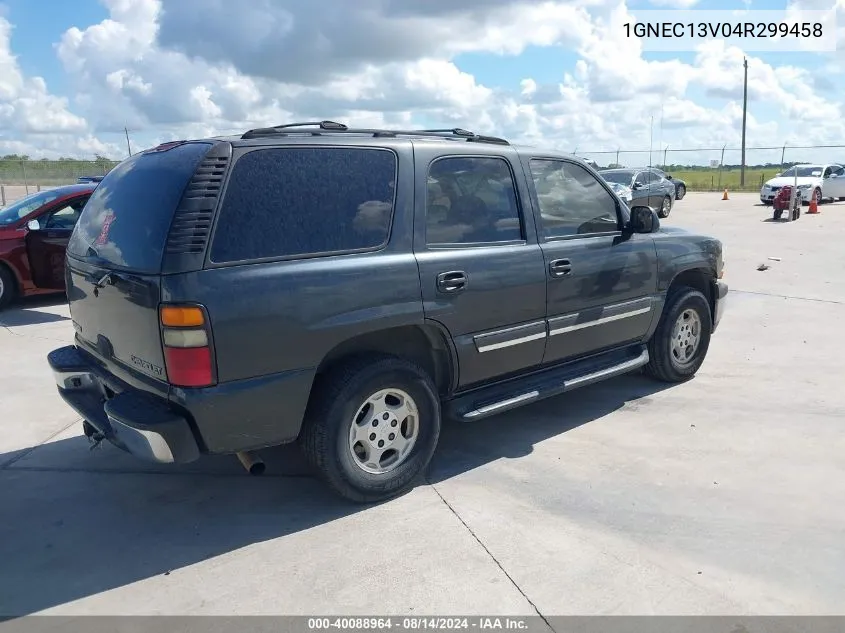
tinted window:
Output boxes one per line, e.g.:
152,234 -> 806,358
210,148 -> 396,263
599,170 -> 634,186
636,171 -> 653,185
426,157 -> 522,245
67,142 -> 212,273
529,159 -> 620,238
831,166 -> 845,176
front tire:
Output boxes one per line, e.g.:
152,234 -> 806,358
299,355 -> 441,503
0,265 -> 19,310
657,195 -> 672,218
645,288 -> 712,383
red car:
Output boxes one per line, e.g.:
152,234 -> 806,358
0,183 -> 97,308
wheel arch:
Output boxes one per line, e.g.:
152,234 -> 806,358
667,267 -> 715,322
313,323 -> 457,397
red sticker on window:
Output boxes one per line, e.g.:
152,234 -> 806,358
95,211 -> 115,246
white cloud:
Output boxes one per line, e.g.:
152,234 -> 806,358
0,0 -> 842,165
0,16 -> 124,159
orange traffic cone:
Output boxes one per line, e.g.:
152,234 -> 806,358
807,190 -> 819,214
722,188 -> 729,200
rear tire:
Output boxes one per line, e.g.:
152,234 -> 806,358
0,265 -> 18,310
645,288 -> 712,383
657,195 -> 672,218
299,355 -> 441,504
675,185 -> 686,200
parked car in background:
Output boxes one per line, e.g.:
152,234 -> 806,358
651,168 -> 687,200
760,164 -> 845,205
0,183 -> 96,308
577,157 -> 600,169
598,168 -> 675,217
77,176 -> 104,184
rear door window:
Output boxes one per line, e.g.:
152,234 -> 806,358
209,147 -> 397,263
425,156 -> 523,246
67,142 -> 212,273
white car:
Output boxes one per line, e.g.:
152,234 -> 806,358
760,163 -> 845,205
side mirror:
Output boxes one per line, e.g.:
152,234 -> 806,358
632,182 -> 644,190
774,172 -> 781,177
26,219 -> 41,231
666,175 -> 673,180
628,206 -> 660,234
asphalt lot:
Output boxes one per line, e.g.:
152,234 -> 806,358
1,192 -> 844,617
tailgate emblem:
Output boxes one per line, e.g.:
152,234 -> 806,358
131,355 -> 164,377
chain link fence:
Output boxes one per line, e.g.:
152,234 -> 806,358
0,159 -> 119,185
0,159 -> 121,205
577,144 -> 845,192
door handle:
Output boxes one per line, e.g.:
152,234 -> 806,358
436,271 -> 467,293
549,259 -> 572,278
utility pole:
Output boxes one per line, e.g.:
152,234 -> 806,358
658,105 -> 663,168
648,115 -> 654,167
125,127 -> 132,157
740,57 -> 748,187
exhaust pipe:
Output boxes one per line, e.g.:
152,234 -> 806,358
236,451 -> 265,476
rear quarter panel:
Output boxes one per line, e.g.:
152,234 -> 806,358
161,141 -> 423,451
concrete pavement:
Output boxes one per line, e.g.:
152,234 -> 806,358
1,193 -> 844,617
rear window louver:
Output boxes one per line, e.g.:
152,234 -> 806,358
165,154 -> 230,254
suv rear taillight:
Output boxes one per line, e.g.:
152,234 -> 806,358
159,304 -> 216,387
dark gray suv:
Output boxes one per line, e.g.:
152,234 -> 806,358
599,168 -> 676,217
48,121 -> 727,503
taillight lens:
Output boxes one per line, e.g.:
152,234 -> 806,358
159,304 -> 215,388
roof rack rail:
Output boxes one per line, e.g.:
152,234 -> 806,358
240,122 -> 510,145
241,120 -> 347,139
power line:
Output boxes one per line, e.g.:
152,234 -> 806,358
576,144 -> 845,155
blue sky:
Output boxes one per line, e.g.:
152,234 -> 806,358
0,0 -> 842,165
1,0 -> 105,92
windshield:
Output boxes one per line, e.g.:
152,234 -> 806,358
780,166 -> 822,178
599,170 -> 634,185
0,190 -> 61,226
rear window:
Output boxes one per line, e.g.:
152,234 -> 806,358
67,142 -> 212,273
209,147 -> 396,263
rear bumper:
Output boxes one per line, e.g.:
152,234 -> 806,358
712,280 -> 728,333
48,346 -> 200,464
